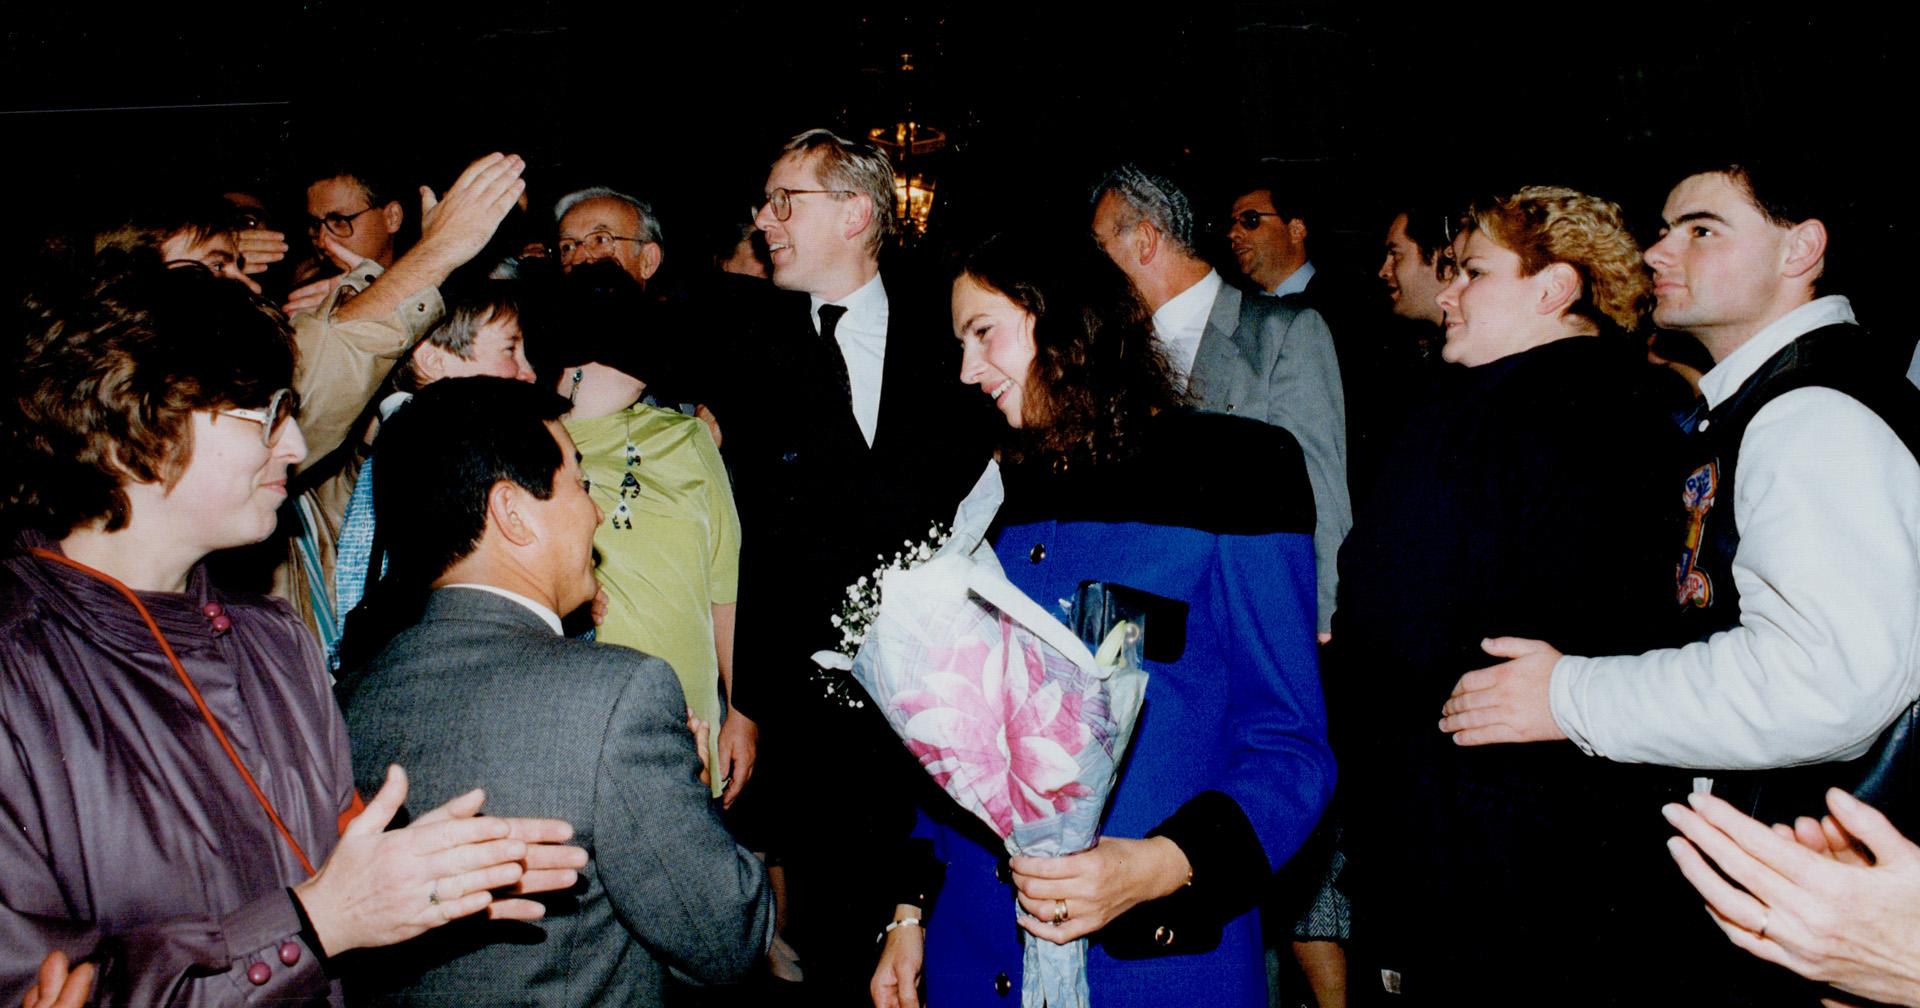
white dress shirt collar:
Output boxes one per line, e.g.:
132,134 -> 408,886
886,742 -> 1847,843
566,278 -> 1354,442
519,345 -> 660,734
1151,269 -> 1225,384
1700,295 -> 1857,408
443,583 -> 564,636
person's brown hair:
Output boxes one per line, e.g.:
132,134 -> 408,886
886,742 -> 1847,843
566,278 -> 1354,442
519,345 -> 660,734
958,232 -> 1182,471
1468,185 -> 1651,334
6,266 -> 295,536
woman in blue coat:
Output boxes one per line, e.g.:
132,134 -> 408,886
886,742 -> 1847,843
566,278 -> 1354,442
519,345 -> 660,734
871,234 -> 1335,1008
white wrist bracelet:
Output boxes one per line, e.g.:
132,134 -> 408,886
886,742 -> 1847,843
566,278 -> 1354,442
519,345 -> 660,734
884,917 -> 922,935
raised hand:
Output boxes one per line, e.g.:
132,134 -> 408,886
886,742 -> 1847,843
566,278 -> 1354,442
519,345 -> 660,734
415,153 -> 527,270
235,227 -> 289,274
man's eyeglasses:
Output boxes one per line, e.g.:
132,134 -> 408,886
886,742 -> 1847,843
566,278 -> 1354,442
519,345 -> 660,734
1228,210 -> 1285,231
218,388 -> 300,447
761,187 -> 856,222
557,232 -> 649,258
307,205 -> 381,239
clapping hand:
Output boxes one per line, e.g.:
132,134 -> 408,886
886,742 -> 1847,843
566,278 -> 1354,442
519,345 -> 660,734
1665,788 -> 1920,1008
292,765 -> 583,956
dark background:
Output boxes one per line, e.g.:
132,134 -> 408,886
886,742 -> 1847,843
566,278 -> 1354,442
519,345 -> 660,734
0,2 -> 1900,320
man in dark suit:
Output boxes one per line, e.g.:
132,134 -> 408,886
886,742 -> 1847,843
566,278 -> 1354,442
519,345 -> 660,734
1093,164 -> 1350,638
340,377 -> 772,1006
715,128 -> 992,1001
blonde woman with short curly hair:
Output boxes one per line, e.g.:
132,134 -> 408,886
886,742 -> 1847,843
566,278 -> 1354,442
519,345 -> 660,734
1436,185 -> 1652,365
1329,187 -> 1696,1003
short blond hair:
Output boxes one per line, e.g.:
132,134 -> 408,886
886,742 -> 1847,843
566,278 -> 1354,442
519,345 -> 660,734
1469,185 -> 1651,333
779,128 -> 895,256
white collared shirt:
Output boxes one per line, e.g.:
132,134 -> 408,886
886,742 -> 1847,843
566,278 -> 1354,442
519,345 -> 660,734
1551,295 -> 1920,769
811,273 -> 889,447
1698,295 -> 1860,407
1150,269 -> 1224,386
1267,260 -> 1316,299
443,583 -> 564,636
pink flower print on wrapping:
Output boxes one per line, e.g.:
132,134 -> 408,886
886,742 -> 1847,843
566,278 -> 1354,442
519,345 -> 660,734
894,613 -> 1092,838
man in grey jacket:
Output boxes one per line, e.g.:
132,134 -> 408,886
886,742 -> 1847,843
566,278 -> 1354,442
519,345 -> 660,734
341,377 -> 772,1005
1092,164 -> 1350,637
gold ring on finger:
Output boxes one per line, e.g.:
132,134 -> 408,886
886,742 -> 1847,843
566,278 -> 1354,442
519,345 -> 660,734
1052,899 -> 1070,925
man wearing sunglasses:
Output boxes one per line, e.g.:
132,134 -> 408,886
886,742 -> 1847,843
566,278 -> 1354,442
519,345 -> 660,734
1227,186 -> 1314,300
1091,163 -> 1349,641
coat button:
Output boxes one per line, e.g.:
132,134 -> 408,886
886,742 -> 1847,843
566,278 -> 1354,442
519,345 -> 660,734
1698,418 -> 1712,432
1153,924 -> 1175,946
1028,543 -> 1045,564
994,971 -> 1011,996
247,962 -> 272,985
278,941 -> 302,966
994,861 -> 1010,884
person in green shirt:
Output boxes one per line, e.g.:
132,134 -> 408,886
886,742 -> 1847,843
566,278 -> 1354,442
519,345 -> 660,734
532,261 -> 752,804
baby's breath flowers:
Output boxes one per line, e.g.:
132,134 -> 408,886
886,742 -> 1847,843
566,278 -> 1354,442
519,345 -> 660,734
814,522 -> 952,708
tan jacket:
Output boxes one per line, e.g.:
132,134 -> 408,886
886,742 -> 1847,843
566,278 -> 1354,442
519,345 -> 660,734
272,261 -> 444,642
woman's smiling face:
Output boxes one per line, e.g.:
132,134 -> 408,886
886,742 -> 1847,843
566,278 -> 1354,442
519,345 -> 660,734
953,272 -> 1039,429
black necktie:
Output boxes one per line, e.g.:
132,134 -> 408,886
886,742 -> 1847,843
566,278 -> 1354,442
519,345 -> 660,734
817,303 -> 852,407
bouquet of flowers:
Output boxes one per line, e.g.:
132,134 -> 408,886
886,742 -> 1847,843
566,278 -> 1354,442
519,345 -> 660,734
811,523 -> 951,708
846,462 -> 1150,1008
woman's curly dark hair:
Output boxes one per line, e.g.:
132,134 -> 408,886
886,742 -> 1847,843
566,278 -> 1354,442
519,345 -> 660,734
957,233 -> 1183,471
5,264 -> 295,537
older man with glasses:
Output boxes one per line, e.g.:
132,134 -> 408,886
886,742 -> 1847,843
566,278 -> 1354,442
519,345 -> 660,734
553,186 -> 665,289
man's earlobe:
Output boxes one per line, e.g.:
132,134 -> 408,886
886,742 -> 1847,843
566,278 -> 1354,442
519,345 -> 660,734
1134,222 -> 1159,265
382,200 -> 405,235
843,197 -> 874,243
1783,219 -> 1829,282
490,482 -> 538,547
638,242 -> 664,281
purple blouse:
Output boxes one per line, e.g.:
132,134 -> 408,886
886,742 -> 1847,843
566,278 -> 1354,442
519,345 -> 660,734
1,534 -> 354,1005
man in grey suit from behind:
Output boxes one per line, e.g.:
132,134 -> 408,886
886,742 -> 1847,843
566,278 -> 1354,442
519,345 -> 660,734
339,376 -> 772,1005
1093,165 -> 1351,637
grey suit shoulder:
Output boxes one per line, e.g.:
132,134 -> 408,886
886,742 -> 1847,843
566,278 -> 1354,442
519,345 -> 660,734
342,587 -> 771,1007
1189,284 -> 1352,634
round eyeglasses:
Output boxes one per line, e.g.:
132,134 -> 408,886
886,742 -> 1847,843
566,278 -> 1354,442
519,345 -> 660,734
761,187 -> 857,222
218,388 -> 301,447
